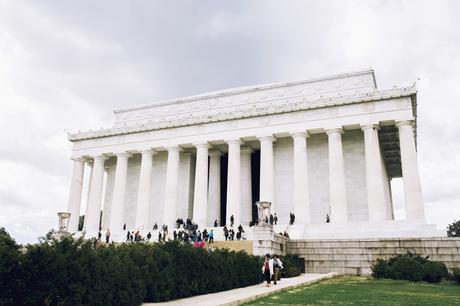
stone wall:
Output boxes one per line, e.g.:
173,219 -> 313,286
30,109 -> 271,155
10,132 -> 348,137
287,237 -> 460,275
252,225 -> 288,256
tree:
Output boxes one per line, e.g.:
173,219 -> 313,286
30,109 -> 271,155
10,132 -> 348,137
447,219 -> 460,237
0,227 -> 22,306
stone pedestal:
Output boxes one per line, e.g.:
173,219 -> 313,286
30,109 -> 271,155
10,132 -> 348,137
256,201 -> 272,223
252,223 -> 287,256
53,212 -> 71,239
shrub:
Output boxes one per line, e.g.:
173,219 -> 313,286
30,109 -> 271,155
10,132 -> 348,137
0,230 -> 263,305
371,252 -> 449,283
371,258 -> 388,279
280,254 -> 305,278
388,256 -> 424,282
447,220 -> 460,237
451,267 -> 460,285
422,261 -> 448,283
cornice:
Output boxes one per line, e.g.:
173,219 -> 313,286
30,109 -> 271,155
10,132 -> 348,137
68,85 -> 417,141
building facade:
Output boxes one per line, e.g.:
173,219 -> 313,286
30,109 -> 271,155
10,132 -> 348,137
65,69 -> 440,241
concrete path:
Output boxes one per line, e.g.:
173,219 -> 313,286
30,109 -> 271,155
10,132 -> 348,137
143,272 -> 337,306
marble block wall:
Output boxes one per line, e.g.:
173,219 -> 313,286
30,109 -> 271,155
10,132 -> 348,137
287,237 -> 460,275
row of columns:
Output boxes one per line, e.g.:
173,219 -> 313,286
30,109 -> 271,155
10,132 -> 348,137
66,120 -> 426,238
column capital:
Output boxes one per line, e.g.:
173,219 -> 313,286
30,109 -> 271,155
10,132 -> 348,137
71,157 -> 86,162
209,149 -> 222,157
115,152 -> 133,158
193,142 -> 211,149
140,149 -> 157,156
325,128 -> 344,135
290,131 -> 310,138
396,120 -> 414,128
166,146 -> 183,152
257,135 -> 275,142
226,138 -> 243,145
93,154 -> 108,161
240,146 -> 253,154
360,123 -> 380,131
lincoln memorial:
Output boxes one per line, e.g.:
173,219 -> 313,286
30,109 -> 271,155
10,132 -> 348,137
64,69 -> 442,241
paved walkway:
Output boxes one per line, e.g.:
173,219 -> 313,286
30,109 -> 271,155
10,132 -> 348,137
143,272 -> 337,306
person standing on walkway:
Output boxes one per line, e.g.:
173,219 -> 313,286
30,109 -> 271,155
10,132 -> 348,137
230,215 -> 234,227
262,254 -> 274,287
273,255 -> 283,285
223,226 -> 229,241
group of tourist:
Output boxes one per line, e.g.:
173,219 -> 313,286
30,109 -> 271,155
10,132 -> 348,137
262,254 -> 284,287
97,211 -> 303,244
223,224 -> 246,241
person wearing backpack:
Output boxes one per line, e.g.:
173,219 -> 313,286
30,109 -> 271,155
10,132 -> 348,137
273,255 -> 284,285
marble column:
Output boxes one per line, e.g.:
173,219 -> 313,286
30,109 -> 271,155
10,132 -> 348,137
396,120 -> 426,222
135,150 -> 155,230
84,155 -> 107,236
326,128 -> 348,223
291,132 -> 310,224
226,139 -> 242,226
67,157 -> 85,233
193,143 -> 210,227
240,146 -> 253,227
208,150 -> 221,226
109,152 -> 131,239
362,124 -> 387,221
163,146 -> 181,229
84,162 -> 94,226
259,135 -> 275,212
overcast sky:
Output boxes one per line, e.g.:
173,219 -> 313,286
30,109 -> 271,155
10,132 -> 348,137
1,0 -> 459,244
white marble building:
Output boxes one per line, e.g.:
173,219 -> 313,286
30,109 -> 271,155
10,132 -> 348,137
65,69 -> 442,241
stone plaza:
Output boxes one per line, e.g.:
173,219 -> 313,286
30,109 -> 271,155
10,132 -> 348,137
64,69 -> 443,242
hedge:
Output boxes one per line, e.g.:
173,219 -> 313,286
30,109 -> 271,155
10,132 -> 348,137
0,228 -> 266,306
280,254 -> 305,278
371,252 -> 449,283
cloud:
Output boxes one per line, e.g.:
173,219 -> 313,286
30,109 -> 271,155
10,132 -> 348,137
0,0 -> 459,243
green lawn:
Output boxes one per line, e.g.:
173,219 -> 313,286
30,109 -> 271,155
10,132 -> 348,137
243,276 -> 460,306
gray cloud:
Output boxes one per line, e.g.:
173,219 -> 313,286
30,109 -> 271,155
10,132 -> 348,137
1,0 -> 459,243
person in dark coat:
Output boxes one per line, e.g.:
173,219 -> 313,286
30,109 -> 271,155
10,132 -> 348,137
223,226 -> 229,241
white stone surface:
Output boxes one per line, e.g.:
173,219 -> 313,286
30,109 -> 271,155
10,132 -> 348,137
226,139 -> 241,226
362,124 -> 387,221
292,132 -> 310,224
135,151 -> 153,230
208,150 -> 221,226
397,120 -> 426,222
110,153 -> 131,239
66,158 -> 85,232
84,155 -> 106,237
259,135 -> 275,211
326,128 -> 348,223
192,143 -> 210,227
164,147 -> 181,228
65,70 -> 437,240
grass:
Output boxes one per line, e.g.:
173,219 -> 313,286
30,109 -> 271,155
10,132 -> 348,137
243,276 -> 460,306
